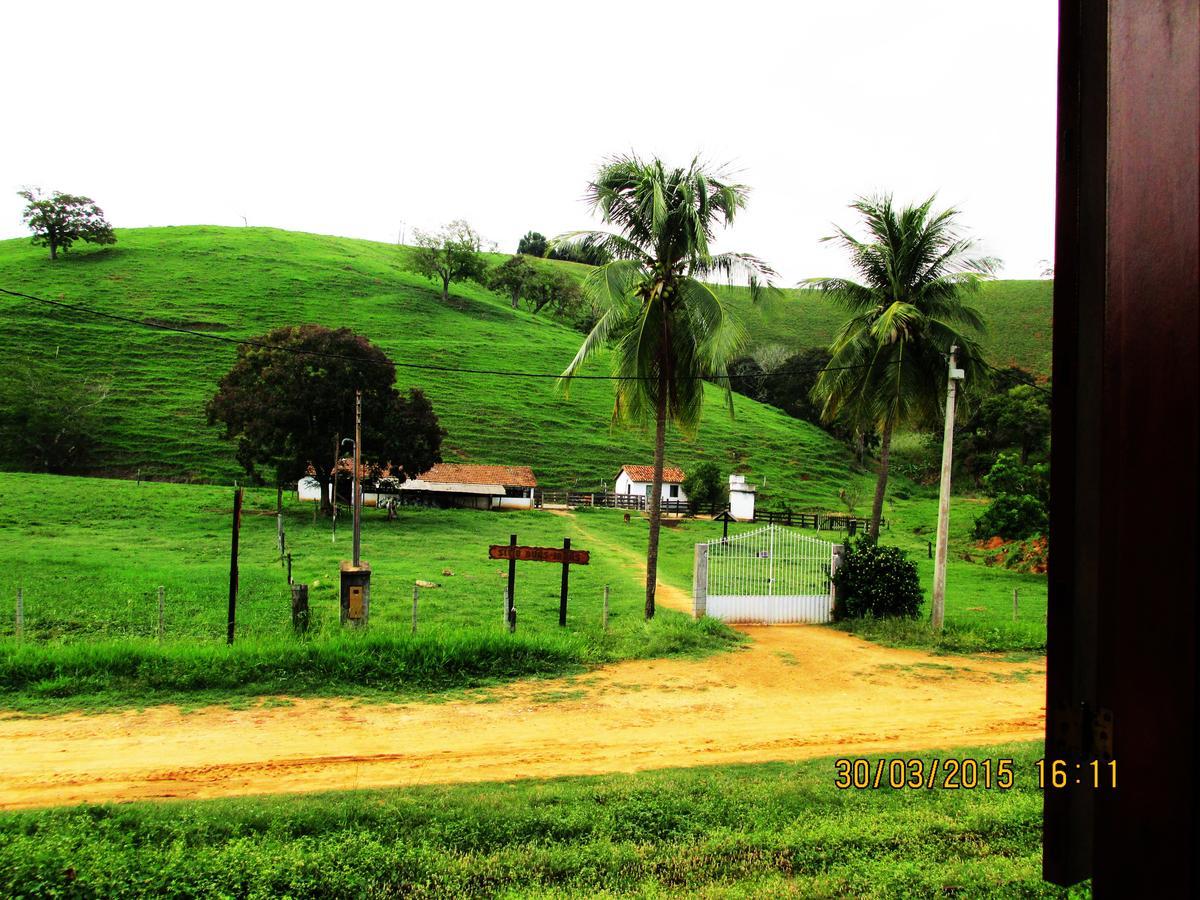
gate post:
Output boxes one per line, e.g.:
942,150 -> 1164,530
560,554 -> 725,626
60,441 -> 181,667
829,543 -> 846,620
693,543 -> 708,619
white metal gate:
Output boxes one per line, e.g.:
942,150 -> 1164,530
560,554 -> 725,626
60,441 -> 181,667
692,523 -> 842,623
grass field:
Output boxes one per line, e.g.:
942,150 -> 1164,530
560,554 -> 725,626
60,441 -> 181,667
0,742 -> 1083,898
0,472 -> 1043,711
0,227 -> 863,511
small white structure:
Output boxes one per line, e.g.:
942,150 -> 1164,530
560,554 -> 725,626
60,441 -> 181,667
614,464 -> 688,503
728,473 -> 757,521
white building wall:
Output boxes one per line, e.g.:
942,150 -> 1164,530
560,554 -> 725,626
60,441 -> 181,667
615,471 -> 687,502
728,474 -> 756,521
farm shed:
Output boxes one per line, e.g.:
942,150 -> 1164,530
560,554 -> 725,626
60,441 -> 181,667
399,463 -> 538,510
614,464 -> 687,504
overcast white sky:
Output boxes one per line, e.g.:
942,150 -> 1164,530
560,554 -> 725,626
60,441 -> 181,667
1,1 -> 1057,282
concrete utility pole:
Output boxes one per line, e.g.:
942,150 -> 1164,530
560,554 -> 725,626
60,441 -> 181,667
931,345 -> 964,630
353,388 -> 362,567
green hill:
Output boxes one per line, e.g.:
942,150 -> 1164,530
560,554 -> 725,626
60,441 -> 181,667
714,280 -> 1052,379
0,227 -> 865,510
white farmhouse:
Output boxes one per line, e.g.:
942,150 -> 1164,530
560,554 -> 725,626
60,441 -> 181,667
400,463 -> 538,510
614,464 -> 688,504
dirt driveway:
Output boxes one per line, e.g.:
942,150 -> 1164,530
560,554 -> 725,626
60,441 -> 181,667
0,568 -> 1044,809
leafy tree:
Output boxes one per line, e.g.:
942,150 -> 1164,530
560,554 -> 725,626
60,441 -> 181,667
723,356 -> 768,403
517,231 -> 548,257
0,360 -> 113,472
406,220 -> 489,302
683,461 -> 728,513
525,269 -> 582,318
808,194 -> 996,540
560,154 -> 776,618
975,383 -> 1051,464
206,325 -> 445,515
973,451 -> 1050,540
18,189 -> 116,260
487,254 -> 538,309
761,347 -> 831,423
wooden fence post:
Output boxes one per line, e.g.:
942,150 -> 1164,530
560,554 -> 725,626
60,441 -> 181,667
228,487 -> 243,645
1013,588 -> 1019,621
412,584 -> 419,634
291,583 -> 309,633
157,586 -> 164,641
603,585 -> 609,630
559,537 -> 571,627
15,588 -> 23,641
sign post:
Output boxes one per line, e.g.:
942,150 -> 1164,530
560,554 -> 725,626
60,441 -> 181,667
488,535 -> 590,629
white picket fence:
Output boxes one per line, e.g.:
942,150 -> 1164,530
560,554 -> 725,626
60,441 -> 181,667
693,523 -> 843,623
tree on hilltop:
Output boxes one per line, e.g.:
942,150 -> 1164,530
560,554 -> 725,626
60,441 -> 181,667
18,188 -> 116,260
206,325 -> 445,515
517,231 -> 548,257
406,220 -> 489,302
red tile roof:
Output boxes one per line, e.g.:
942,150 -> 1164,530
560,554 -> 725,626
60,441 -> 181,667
620,464 -> 686,484
415,463 -> 538,488
312,460 -> 537,488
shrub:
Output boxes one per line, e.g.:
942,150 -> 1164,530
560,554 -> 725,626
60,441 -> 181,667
683,462 -> 727,513
832,539 -> 923,620
973,452 -> 1049,540
973,493 -> 1048,541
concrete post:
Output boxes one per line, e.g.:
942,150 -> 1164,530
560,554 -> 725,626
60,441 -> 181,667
830,544 -> 846,619
692,543 -> 709,619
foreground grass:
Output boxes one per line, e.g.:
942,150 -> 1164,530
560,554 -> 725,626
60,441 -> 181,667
0,742 -> 1085,898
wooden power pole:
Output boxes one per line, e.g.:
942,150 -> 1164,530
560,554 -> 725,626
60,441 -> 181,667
353,388 -> 362,567
931,345 -> 964,630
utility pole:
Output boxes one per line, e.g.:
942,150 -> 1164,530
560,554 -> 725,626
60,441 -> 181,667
353,388 -> 362,567
931,345 -> 964,630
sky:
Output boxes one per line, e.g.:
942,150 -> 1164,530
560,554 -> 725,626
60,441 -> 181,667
1,1 -> 1058,282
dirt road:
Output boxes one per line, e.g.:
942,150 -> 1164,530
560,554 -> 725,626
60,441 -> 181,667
0,570 -> 1044,809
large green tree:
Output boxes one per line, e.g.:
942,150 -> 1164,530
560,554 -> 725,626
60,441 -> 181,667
559,155 -> 775,618
809,195 -> 996,540
206,325 -> 445,515
406,220 -> 489,303
18,188 -> 116,260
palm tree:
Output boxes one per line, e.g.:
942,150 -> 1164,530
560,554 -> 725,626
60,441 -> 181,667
808,194 -> 996,541
558,155 -> 776,619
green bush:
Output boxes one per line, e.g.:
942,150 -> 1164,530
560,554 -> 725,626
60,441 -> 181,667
973,452 -> 1049,540
683,462 -> 728,513
973,493 -> 1048,540
831,539 -> 923,620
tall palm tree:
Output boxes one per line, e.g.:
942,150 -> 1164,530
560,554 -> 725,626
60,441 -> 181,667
808,194 -> 996,541
559,155 -> 776,619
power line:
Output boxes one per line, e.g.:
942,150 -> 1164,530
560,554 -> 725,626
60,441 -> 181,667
0,284 -> 881,383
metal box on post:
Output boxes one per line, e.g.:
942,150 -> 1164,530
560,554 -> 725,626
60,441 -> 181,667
339,561 -> 371,626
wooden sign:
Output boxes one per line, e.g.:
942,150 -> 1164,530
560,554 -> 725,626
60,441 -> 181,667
492,534 -> 590,631
489,544 -> 590,565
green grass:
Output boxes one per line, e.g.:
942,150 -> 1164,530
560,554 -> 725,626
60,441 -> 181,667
0,473 -> 740,711
0,227 -> 860,511
0,742 -> 1087,898
0,472 -> 1046,711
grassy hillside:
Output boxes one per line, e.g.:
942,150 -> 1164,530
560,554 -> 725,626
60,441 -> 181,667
717,279 -> 1053,379
0,227 -> 864,510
